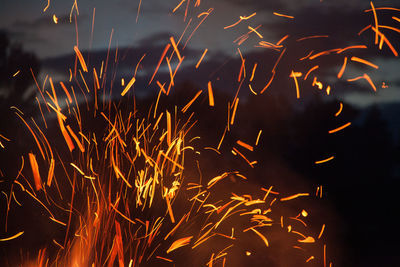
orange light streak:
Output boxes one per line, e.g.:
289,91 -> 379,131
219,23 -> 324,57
173,0 -> 186,13
370,1 -> 379,44
47,158 -> 55,186
224,12 -> 256,29
248,26 -> 263,38
66,125 -> 85,152
0,231 -> 24,241
207,81 -> 214,106
182,90 -> 202,113
170,36 -> 182,62
371,26 -> 398,56
149,44 -> 171,85
273,12 -> 294,19
59,82 -> 73,103
121,77 -> 136,96
230,98 -> 239,125
335,102 -> 343,117
297,35 -> 329,42
250,63 -> 257,82
351,56 -> 379,69
276,34 -> 289,45
167,236 -> 193,253
304,65 -> 319,80
337,45 -> 367,53
318,224 -> 326,239
74,46 -> 88,72
337,57 -> 348,79
236,140 -> 254,151
290,71 -> 302,99
315,156 -> 334,164
196,49 -> 208,69
232,147 -> 254,168
328,122 -> 351,134
280,193 -> 309,201
28,153 -> 42,191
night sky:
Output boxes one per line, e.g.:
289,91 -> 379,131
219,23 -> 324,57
1,0 -> 400,266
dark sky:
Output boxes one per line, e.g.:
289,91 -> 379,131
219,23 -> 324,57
1,0 -> 400,108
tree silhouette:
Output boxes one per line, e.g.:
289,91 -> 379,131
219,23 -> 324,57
0,30 -> 40,109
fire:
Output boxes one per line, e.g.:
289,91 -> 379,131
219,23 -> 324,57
1,1 -> 399,266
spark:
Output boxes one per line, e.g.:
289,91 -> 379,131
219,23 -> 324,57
328,122 -> 352,134
207,81 -> 214,107
351,56 -> 379,69
315,156 -> 335,164
121,77 -> 136,96
224,12 -> 256,29
273,12 -> 294,19
335,102 -> 343,117
0,231 -> 24,241
196,48 -> 208,69
74,46 -> 88,72
337,57 -> 348,79
280,193 -> 310,201
167,236 -> 193,253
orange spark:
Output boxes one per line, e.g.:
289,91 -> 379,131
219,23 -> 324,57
290,71 -> 302,99
306,256 -> 315,262
166,111 -> 172,146
297,35 -> 329,42
47,158 -> 55,187
53,14 -> 58,24
182,90 -> 202,113
276,34 -> 290,45
318,224 -> 326,239
335,102 -> 343,117
249,228 -> 269,247
0,231 -> 24,241
248,26 -> 263,38
236,140 -> 254,151
337,57 -> 348,79
149,44 -> 171,85
329,122 -> 351,134
273,12 -> 294,19
304,65 -> 319,80
207,81 -> 214,107
167,236 -> 193,253
74,46 -> 88,72
156,256 -> 174,262
230,98 -> 239,125
224,12 -> 256,29
121,77 -> 136,96
173,0 -> 186,13
315,156 -> 335,164
298,236 -> 315,243
28,153 -> 42,191
370,1 -> 379,44
280,193 -> 309,201
170,36 -> 182,62
43,0 -> 50,12
351,56 -> 379,69
196,48 -> 208,69
250,63 -> 257,82
336,45 -> 367,53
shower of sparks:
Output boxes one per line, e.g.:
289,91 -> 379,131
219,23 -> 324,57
1,1 -> 399,266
